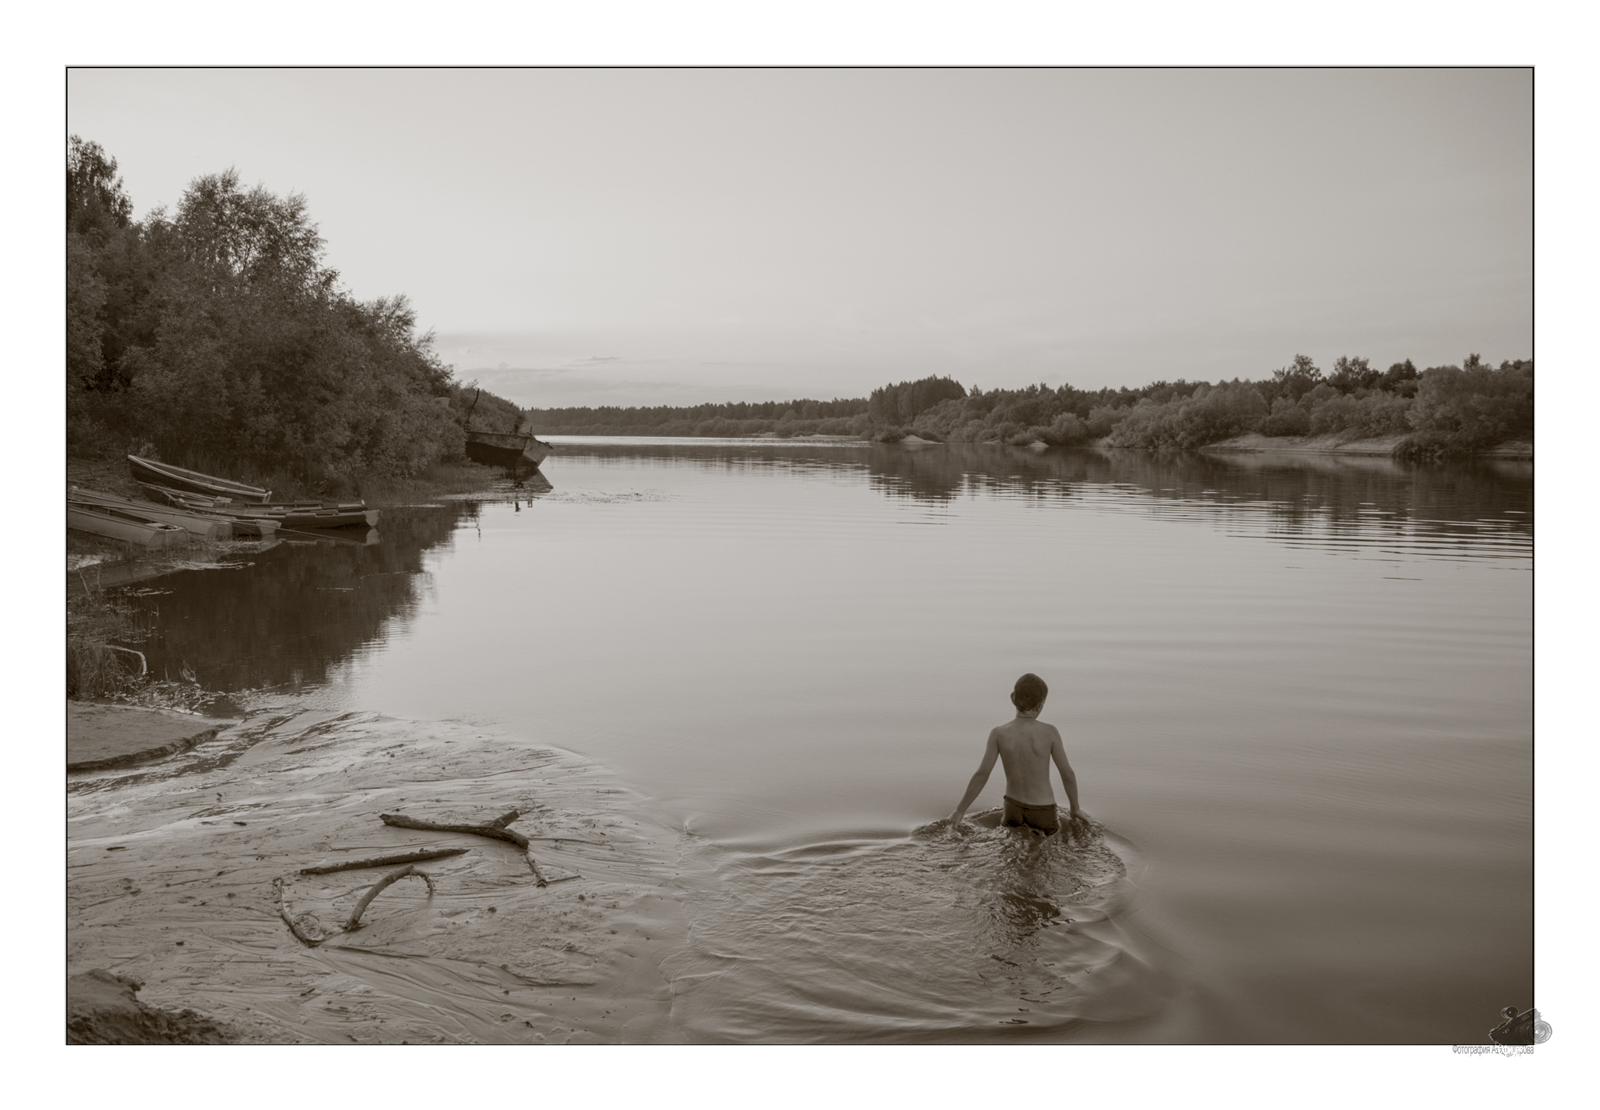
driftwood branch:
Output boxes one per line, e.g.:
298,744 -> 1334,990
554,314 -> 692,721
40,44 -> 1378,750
344,865 -> 435,931
300,848 -> 468,875
378,811 -> 547,887
273,877 -> 323,948
490,809 -> 520,828
380,812 -> 529,848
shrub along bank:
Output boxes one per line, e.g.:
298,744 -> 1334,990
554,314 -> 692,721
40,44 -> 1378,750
67,137 -> 522,495
525,358 -> 1531,458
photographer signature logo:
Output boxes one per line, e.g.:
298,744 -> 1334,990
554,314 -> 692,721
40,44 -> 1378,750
1488,1006 -> 1551,1046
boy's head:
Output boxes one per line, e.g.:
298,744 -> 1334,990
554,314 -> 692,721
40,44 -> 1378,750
1011,673 -> 1048,714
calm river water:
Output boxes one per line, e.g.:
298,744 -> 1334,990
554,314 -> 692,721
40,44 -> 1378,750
122,440 -> 1532,1043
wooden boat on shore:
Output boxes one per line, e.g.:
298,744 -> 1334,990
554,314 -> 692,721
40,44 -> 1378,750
465,430 -> 552,473
140,483 -> 376,529
68,487 -> 231,540
68,505 -> 189,549
462,388 -> 551,474
127,456 -> 273,502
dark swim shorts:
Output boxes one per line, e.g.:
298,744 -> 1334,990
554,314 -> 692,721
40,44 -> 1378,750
1001,796 -> 1060,835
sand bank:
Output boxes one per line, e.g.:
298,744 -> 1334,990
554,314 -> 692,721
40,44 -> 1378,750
67,706 -> 695,1043
1202,432 -> 1533,459
68,702 -> 222,772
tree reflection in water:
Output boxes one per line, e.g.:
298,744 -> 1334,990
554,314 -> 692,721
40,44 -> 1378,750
862,443 -> 1531,552
122,502 -> 485,691
115,442 -> 1529,694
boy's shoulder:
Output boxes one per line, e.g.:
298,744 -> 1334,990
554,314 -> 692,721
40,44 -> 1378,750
994,718 -> 1060,740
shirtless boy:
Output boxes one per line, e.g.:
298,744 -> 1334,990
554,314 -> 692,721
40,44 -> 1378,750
948,673 -> 1084,836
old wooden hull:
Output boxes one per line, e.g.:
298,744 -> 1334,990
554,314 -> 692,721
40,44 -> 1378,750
141,484 -> 376,529
466,431 -> 551,471
68,506 -> 189,548
127,456 -> 273,502
69,487 -> 231,540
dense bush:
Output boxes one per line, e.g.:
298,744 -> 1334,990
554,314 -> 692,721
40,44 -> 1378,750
523,356 -> 1529,457
66,138 -> 479,488
1398,357 -> 1533,457
1103,380 -> 1268,449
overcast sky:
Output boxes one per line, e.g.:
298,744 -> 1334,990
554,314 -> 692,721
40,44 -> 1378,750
66,68 -> 1531,408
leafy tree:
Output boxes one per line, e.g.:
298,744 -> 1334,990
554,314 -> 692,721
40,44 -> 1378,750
169,169 -> 332,293
868,376 -> 966,423
67,142 -> 462,487
68,135 -> 133,238
1380,359 -> 1419,394
1329,355 -> 1380,393
1404,360 -> 1533,453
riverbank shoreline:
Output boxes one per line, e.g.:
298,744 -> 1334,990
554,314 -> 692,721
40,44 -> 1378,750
1198,431 -> 1534,459
66,707 -> 695,1043
542,431 -> 1534,461
66,453 -> 512,589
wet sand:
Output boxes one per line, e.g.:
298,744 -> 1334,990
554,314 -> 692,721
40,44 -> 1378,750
68,703 -> 221,771
67,706 -> 695,1043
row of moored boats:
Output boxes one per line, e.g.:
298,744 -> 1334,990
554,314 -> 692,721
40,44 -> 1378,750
67,456 -> 381,549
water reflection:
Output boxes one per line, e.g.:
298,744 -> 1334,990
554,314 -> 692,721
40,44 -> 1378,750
553,440 -> 1532,556
117,441 -> 1530,700
121,504 -> 482,691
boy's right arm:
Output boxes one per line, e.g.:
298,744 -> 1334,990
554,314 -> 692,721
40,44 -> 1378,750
949,730 -> 1001,825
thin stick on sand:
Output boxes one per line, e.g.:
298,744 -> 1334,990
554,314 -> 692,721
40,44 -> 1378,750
379,811 -> 548,886
273,877 -> 323,948
343,865 -> 436,931
299,847 -> 468,875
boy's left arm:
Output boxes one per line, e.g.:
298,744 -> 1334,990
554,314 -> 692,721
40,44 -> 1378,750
1050,731 -> 1083,818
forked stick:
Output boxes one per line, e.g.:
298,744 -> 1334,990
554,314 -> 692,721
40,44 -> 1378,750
379,811 -> 548,886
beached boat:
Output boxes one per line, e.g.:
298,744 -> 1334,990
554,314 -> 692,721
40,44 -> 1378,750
466,430 -> 551,472
68,505 -> 189,549
141,484 -> 377,529
69,487 -> 231,541
221,505 -> 378,529
462,388 -> 551,473
127,456 -> 273,503
141,484 -> 368,513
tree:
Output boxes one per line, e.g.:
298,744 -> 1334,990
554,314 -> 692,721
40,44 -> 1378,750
1329,355 -> 1379,393
1270,355 -> 1323,403
168,168 -> 331,293
68,135 -> 133,238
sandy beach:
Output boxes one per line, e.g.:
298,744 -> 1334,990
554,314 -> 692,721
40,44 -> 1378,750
67,704 -> 695,1043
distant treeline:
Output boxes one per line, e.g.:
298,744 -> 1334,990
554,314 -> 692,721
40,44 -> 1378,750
525,397 -> 873,438
528,358 -> 1531,458
67,137 -> 519,492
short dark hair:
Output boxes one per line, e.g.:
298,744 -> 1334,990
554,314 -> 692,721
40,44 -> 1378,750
1011,673 -> 1048,712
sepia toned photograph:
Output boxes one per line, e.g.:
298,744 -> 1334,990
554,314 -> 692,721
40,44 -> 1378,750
64,66 -> 1532,1049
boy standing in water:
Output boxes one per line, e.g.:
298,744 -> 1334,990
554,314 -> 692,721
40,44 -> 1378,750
948,673 -> 1085,836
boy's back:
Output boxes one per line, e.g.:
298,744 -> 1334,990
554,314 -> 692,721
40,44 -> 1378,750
992,716 -> 1065,807
948,673 -> 1083,836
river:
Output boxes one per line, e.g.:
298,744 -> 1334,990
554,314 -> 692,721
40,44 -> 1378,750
100,440 -> 1533,1043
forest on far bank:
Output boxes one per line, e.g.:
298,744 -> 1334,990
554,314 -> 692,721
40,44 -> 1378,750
526,353 -> 1532,459
69,137 -> 1528,477
66,137 -> 522,494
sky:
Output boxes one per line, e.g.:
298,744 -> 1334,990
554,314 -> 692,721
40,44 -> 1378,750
67,67 -> 1531,408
